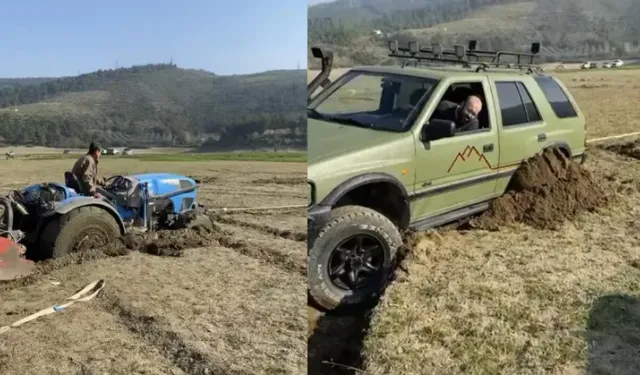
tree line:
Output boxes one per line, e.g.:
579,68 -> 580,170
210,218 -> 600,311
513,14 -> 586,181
308,0 -> 640,65
0,65 -> 307,150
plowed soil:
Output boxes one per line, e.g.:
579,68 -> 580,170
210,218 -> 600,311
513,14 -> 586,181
0,157 -> 307,375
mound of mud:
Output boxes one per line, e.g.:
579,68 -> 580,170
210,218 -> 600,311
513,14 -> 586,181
0,226 -> 220,291
466,148 -> 607,230
99,226 -> 217,257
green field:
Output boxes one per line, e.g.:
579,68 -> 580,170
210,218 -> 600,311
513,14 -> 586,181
135,151 -> 307,163
13,151 -> 307,163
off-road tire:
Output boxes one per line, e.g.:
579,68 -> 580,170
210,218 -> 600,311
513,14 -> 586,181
40,206 -> 121,259
308,205 -> 402,311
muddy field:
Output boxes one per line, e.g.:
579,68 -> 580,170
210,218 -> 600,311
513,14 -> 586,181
308,68 -> 640,374
0,158 -> 307,374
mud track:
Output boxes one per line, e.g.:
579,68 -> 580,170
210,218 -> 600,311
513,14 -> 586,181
101,294 -> 244,375
308,148 -> 608,374
2,217 -> 305,293
308,232 -> 414,375
251,176 -> 307,185
213,215 -> 306,242
225,208 -> 306,216
602,139 -> 640,160
207,188 -> 306,200
214,233 -> 305,276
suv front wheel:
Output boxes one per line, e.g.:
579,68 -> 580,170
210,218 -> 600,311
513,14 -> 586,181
308,205 -> 402,311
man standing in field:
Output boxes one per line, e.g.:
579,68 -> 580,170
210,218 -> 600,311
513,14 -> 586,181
71,142 -> 105,198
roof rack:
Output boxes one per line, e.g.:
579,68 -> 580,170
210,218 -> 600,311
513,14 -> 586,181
388,40 -> 543,73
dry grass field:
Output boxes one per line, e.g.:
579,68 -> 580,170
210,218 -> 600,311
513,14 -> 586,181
308,67 -> 640,374
0,158 -> 307,374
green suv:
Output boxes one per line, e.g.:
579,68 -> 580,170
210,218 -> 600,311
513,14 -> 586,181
307,42 -> 587,311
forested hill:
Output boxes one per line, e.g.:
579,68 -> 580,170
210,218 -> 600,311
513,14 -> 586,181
0,64 -> 306,150
308,0 -> 640,66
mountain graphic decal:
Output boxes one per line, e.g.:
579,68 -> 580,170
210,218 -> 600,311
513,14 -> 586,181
447,145 -> 493,173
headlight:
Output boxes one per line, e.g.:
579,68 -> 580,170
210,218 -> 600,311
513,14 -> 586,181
308,181 -> 315,207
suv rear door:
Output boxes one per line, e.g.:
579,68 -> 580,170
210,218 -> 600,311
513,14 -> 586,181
490,78 -> 546,182
490,75 -> 584,193
532,76 -> 586,158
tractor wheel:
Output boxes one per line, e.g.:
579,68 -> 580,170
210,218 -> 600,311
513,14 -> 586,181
308,205 -> 401,311
40,206 -> 121,259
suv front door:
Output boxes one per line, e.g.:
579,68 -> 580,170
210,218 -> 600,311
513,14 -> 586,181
410,78 -> 500,224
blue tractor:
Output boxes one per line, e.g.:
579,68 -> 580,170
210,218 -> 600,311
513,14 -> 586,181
0,172 -> 212,278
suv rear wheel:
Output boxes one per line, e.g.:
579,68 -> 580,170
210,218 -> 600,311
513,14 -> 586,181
308,205 -> 402,311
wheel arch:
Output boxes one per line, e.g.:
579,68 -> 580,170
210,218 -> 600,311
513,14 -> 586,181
320,172 -> 411,230
544,141 -> 571,157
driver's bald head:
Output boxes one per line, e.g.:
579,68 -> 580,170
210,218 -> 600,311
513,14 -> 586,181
464,95 -> 483,115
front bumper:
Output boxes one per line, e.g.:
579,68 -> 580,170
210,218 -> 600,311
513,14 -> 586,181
307,204 -> 331,250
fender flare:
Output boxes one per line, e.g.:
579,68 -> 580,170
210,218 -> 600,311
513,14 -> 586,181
52,198 -> 126,234
319,172 -> 411,229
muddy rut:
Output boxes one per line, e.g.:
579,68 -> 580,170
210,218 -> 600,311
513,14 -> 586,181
1,213 -> 305,292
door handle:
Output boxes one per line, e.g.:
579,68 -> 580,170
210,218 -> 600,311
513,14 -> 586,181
483,143 -> 494,153
537,133 -> 547,142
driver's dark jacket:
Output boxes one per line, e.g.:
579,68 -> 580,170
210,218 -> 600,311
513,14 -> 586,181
433,100 -> 479,132
71,154 -> 100,196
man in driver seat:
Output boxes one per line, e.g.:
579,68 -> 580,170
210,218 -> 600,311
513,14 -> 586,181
432,95 -> 483,132
71,142 -> 105,198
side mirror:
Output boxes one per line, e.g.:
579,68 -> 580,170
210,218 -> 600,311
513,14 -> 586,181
420,119 -> 456,142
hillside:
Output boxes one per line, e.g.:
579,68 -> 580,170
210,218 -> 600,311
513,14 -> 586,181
308,0 -> 640,66
0,78 -> 57,89
0,64 -> 306,150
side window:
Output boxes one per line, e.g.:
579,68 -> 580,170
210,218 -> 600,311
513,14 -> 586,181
516,82 -> 542,123
429,81 -> 489,133
533,76 -> 578,118
495,82 -> 528,126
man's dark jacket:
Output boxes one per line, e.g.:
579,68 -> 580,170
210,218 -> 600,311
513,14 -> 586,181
432,100 -> 479,132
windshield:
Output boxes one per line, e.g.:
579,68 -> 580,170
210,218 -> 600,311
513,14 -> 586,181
308,71 -> 438,132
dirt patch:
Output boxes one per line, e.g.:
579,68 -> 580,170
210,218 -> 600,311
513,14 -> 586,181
102,294 -> 242,375
602,140 -> 640,160
251,176 -> 306,185
465,148 -> 608,230
0,227 -> 218,292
